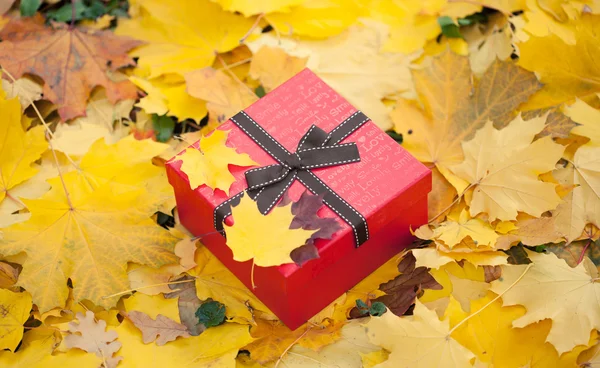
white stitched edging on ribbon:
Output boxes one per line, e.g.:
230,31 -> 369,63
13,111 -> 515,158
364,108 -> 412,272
263,171 -> 297,214
231,115 -> 290,169
334,116 -> 369,144
213,191 -> 244,230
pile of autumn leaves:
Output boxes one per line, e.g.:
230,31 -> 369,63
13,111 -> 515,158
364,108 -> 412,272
0,0 -> 600,366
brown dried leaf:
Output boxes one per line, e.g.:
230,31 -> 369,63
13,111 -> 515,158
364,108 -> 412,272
165,274 -> 204,336
372,253 -> 442,316
0,15 -> 142,120
546,239 -> 600,273
522,107 -> 580,139
64,311 -> 122,368
495,214 -> 564,249
126,311 -> 191,346
0,0 -> 14,15
0,261 -> 18,288
483,265 -> 502,283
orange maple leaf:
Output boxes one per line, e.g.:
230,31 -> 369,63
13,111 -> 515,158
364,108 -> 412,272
0,15 -> 142,120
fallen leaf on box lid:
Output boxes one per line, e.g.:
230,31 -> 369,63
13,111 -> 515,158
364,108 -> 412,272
126,311 -> 190,346
115,0 -> 255,78
518,13 -> 600,109
366,253 -> 441,317
0,289 -> 32,351
247,22 -> 416,131
115,319 -> 254,367
394,52 -> 542,192
249,46 -> 308,93
185,67 -> 258,131
244,318 -> 342,364
176,129 -> 257,192
490,250 -> 600,354
227,195 -> 317,267
366,300 -> 475,368
0,15 -> 141,121
0,92 -> 47,206
451,115 -> 564,221
64,311 -> 122,368
0,337 -> 101,367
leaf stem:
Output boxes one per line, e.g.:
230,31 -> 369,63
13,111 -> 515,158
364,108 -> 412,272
448,263 -> 532,335
250,259 -> 256,290
274,326 -> 313,368
70,0 -> 77,28
239,13 -> 264,44
101,277 -> 197,299
47,131 -> 74,210
428,183 -> 475,223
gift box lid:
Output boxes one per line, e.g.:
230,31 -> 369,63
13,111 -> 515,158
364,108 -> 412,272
168,68 -> 431,276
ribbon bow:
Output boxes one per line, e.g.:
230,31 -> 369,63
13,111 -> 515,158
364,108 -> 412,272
245,125 -> 360,214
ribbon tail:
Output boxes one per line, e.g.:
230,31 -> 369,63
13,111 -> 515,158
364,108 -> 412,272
249,171 -> 297,214
297,125 -> 329,151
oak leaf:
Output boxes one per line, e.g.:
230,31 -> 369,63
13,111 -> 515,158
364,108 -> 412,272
518,14 -> 600,109
126,311 -> 190,346
0,289 -> 32,351
451,116 -> 564,221
0,93 -> 47,205
64,311 -> 122,368
0,15 -> 141,121
395,52 -> 542,191
366,300 -> 475,367
115,319 -> 254,367
226,195 -> 317,267
370,253 -> 442,317
490,250 -> 600,354
247,22 -> 416,130
185,67 -> 258,131
244,318 -> 342,364
176,130 -> 257,193
115,0 -> 255,78
165,274 -> 203,336
0,178 -> 178,312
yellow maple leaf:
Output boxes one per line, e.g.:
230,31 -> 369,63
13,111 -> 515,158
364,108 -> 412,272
518,14 -> 600,109
114,319 -> 254,367
189,244 -> 275,324
247,22 -> 416,130
0,338 -> 101,367
365,300 -> 475,367
249,46 -> 308,93
176,130 -> 256,192
495,213 -> 563,249
520,0 -> 582,44
0,178 -> 178,312
394,51 -> 542,192
412,246 -> 508,268
226,195 -> 316,267
565,98 -> 600,146
123,293 -> 180,323
0,289 -> 32,351
451,116 -> 564,221
185,67 -> 258,132
244,318 -> 342,364
0,93 -> 47,204
490,250 -> 600,354
447,291 -> 594,367
115,0 -> 255,78
212,0 -> 303,16
433,209 -> 499,249
130,75 -> 207,122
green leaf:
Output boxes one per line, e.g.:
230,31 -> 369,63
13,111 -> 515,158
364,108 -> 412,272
20,0 -> 41,17
386,130 -> 403,144
195,301 -> 226,328
255,85 -> 266,98
83,0 -> 108,19
438,16 -> 463,39
369,302 -> 387,316
355,299 -> 368,310
152,114 -> 175,143
46,1 -> 87,22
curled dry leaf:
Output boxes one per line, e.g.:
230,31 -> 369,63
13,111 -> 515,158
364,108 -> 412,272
0,15 -> 141,121
126,310 -> 190,346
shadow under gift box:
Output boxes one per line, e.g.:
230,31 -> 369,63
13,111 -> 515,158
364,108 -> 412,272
166,69 -> 431,330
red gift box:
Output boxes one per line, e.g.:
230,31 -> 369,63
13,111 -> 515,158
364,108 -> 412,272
166,69 -> 431,329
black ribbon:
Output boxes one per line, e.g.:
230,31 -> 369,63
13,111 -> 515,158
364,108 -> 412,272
214,110 -> 370,247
